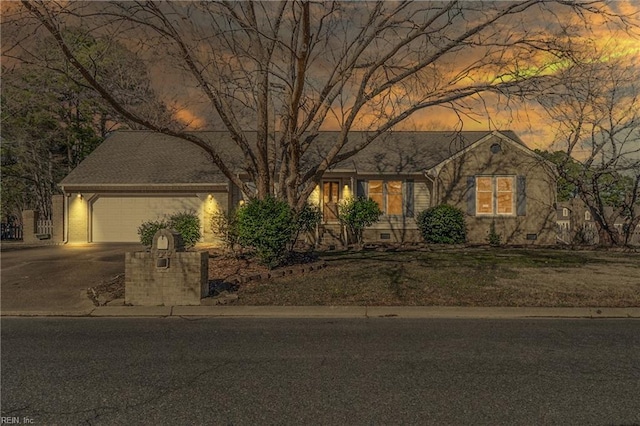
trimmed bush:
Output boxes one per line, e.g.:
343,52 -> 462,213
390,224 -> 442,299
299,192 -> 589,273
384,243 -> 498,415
236,197 -> 296,268
137,210 -> 201,249
168,210 -> 201,248
417,204 -> 466,244
338,197 -> 383,245
137,219 -> 168,248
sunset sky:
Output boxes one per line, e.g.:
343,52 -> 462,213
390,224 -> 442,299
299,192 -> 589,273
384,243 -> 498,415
3,1 -> 639,154
144,1 -> 640,152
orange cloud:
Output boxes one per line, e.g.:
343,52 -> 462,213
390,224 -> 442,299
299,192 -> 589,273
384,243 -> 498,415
173,108 -> 206,129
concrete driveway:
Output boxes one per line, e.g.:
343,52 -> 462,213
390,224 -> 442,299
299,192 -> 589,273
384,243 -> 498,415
1,243 -> 143,315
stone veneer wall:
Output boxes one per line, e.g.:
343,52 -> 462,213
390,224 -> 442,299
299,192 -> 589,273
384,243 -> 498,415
125,251 -> 208,306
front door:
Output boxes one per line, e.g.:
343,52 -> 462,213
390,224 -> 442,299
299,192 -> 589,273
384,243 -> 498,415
322,181 -> 340,222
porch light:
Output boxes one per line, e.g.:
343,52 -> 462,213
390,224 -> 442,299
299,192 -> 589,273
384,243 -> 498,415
342,184 -> 352,199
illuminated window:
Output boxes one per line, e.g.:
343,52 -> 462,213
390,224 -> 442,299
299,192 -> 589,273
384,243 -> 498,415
476,176 -> 515,216
476,177 -> 494,214
496,177 -> 514,214
387,181 -> 403,215
585,211 -> 591,221
369,180 -> 384,211
368,180 -> 404,216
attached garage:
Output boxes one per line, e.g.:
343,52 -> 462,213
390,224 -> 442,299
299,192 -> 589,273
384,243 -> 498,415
59,131 -> 237,244
91,195 -> 204,242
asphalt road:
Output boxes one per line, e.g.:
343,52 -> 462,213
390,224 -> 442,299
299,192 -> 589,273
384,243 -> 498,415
0,243 -> 141,313
2,318 -> 639,425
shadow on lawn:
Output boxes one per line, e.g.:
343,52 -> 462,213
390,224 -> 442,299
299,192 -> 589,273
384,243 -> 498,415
319,247 -> 608,269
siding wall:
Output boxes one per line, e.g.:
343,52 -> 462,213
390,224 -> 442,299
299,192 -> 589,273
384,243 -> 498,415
201,192 -> 229,246
414,181 -> 431,214
68,193 -> 91,243
435,136 -> 556,245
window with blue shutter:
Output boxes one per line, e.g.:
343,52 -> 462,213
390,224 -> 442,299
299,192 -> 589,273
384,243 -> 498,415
405,180 -> 414,217
359,178 -> 414,217
471,175 -> 520,216
517,175 -> 526,216
356,180 -> 366,198
467,176 -> 476,215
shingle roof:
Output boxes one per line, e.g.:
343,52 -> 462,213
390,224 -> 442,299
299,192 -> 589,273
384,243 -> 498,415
60,131 -> 235,187
332,130 -> 524,173
60,130 -> 526,186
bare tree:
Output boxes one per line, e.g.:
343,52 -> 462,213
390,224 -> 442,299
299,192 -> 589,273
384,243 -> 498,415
1,27 -> 164,220
5,1 -> 636,210
538,45 -> 640,246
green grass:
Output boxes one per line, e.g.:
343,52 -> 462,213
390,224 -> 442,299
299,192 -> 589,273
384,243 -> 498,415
235,248 -> 640,307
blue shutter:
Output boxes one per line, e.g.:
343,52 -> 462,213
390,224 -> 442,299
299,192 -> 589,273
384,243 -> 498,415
517,175 -> 526,216
405,180 -> 414,217
467,176 -> 476,215
356,180 -> 366,198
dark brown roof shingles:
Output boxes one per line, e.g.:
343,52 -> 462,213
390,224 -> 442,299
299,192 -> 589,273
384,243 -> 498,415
60,130 -> 525,186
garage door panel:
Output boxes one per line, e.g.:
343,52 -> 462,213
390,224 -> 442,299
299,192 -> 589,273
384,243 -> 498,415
92,196 -> 202,242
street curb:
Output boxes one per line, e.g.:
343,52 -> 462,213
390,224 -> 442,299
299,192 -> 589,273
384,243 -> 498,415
90,306 -> 172,317
365,307 -> 640,319
171,305 -> 367,318
0,310 -> 95,317
4,306 -> 639,319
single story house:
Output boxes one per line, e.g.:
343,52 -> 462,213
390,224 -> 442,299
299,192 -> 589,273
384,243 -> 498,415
59,130 -> 557,245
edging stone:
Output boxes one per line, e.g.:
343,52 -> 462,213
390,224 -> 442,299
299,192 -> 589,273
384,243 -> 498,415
225,261 -> 327,285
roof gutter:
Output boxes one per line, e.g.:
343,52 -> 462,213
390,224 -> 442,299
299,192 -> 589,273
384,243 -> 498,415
423,168 -> 438,206
58,183 -> 229,192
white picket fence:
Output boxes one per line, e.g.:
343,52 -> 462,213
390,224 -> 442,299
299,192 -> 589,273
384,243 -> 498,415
37,219 -> 53,236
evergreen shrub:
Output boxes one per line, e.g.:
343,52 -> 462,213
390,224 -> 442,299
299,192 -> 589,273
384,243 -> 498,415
236,197 -> 296,268
417,204 -> 466,244
338,197 -> 383,245
137,210 -> 201,248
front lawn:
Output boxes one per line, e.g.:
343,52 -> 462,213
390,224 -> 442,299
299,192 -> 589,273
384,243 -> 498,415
233,248 -> 640,307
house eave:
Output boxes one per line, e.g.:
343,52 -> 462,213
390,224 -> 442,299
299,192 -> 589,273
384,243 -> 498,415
59,183 -> 229,193
353,171 -> 425,176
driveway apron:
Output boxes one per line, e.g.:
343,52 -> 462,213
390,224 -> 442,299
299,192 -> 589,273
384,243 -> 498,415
1,243 -> 142,314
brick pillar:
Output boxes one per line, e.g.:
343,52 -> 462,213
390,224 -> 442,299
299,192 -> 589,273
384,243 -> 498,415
52,194 -> 64,243
22,210 -> 38,244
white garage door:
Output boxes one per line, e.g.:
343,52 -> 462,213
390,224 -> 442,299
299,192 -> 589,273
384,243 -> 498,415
92,196 -> 203,242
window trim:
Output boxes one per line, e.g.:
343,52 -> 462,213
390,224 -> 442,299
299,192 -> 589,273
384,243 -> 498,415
475,175 -> 516,217
366,179 -> 406,216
